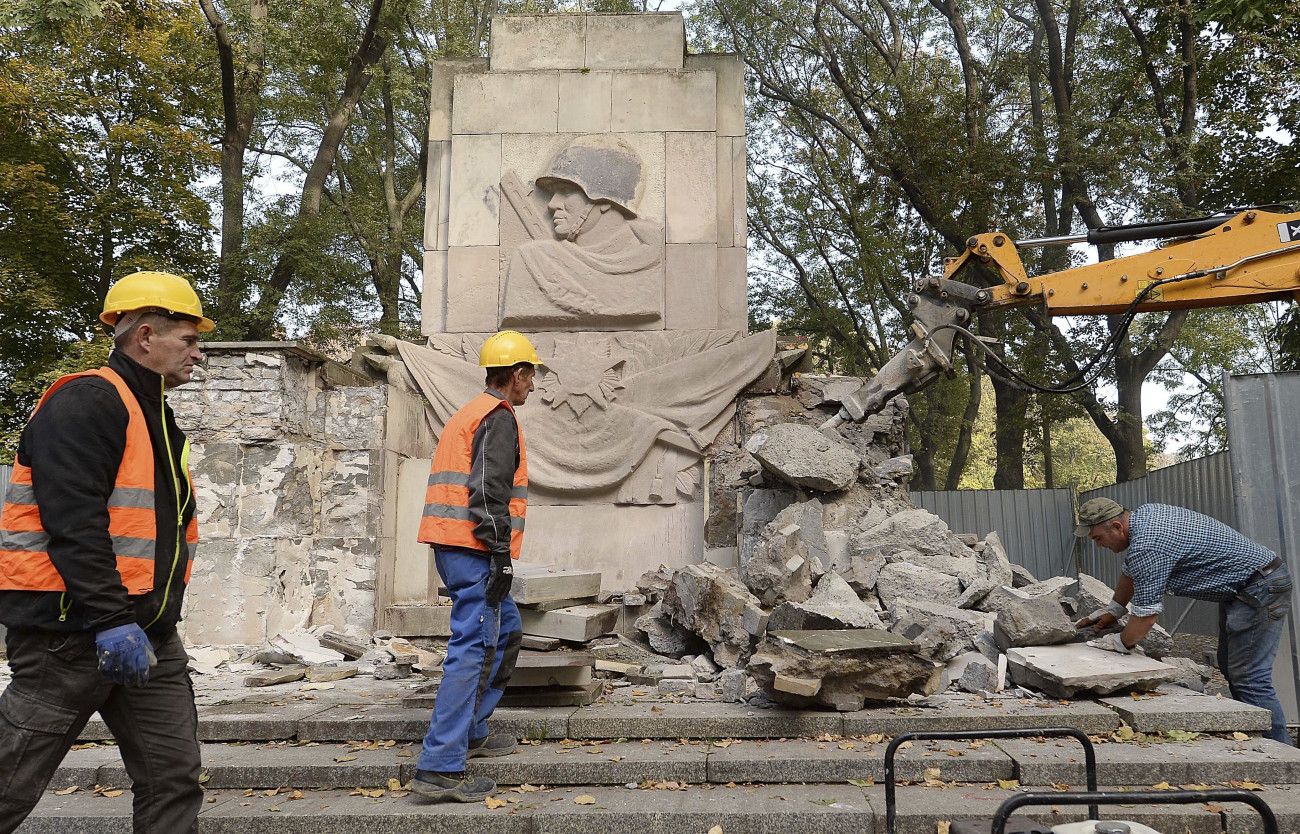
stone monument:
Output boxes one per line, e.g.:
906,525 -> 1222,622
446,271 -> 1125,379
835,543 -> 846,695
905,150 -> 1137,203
387,12 -> 772,591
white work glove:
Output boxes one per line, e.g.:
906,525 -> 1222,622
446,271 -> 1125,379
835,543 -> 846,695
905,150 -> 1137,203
1087,632 -> 1143,655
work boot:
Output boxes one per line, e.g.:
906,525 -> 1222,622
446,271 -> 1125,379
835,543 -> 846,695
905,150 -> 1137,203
467,733 -> 518,758
411,769 -> 496,802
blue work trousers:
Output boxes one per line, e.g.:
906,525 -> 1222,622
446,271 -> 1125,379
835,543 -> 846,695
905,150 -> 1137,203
1218,562 -> 1293,745
418,544 -> 522,773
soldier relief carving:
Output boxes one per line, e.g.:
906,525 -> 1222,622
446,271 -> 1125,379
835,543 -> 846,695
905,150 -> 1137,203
500,135 -> 664,328
383,133 -> 773,506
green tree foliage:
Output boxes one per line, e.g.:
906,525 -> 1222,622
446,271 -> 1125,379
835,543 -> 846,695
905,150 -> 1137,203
0,1 -> 218,461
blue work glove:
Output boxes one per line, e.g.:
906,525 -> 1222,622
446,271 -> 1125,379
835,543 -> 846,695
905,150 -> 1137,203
95,624 -> 158,687
484,552 -> 514,606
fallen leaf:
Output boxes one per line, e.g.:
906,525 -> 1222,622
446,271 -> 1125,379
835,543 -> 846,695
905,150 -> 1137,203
1230,780 -> 1266,791
997,779 -> 1019,789
263,789 -> 278,797
1204,804 -> 1225,813
574,795 -> 597,805
101,790 -> 124,798
1115,726 -> 1135,741
1152,782 -> 1174,790
334,755 -> 357,763
809,798 -> 837,806
388,778 -> 403,792
899,741 -> 913,749
1051,782 -> 1071,791
864,734 -> 885,744
1233,732 -> 1250,741
839,743 -> 855,750
848,779 -> 874,787
485,797 -> 507,809
709,827 -> 723,834
946,749 -> 962,757
609,756 -> 624,762
54,786 -> 80,796
937,822 -> 951,834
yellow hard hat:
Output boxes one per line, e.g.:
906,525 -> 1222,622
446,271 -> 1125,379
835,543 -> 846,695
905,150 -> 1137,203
479,330 -> 541,368
100,271 -> 215,332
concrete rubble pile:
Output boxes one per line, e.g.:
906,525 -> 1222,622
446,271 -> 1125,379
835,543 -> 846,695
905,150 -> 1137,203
219,628 -> 445,688
611,363 -> 1197,708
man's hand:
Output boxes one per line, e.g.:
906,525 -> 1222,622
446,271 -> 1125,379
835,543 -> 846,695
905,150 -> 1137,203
1086,632 -> 1143,655
485,552 -> 514,606
95,624 -> 157,687
1076,611 -> 1118,632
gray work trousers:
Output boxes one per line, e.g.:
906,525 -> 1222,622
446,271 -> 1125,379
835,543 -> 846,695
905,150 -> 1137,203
0,627 -> 202,833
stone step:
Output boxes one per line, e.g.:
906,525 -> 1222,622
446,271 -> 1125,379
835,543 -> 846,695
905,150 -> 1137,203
16,782 -> 1290,834
76,689 -> 1269,745
51,736 -> 1300,793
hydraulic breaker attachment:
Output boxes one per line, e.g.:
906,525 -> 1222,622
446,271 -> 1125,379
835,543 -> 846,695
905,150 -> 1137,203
821,278 -> 989,429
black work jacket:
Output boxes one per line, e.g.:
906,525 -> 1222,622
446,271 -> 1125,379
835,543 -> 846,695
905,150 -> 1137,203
0,350 -> 195,637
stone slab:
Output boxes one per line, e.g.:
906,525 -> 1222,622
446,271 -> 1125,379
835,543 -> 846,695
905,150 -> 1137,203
377,702 -> 573,741
461,738 -> 707,786
1006,645 -> 1179,697
584,15 -> 686,71
997,736 -> 1300,786
685,53 -> 745,137
568,699 -> 844,739
509,666 -> 593,689
665,132 -> 717,244
95,743 -> 406,791
1100,686 -> 1273,733
841,695 -> 1121,737
421,220 -> 448,334
443,245 -> 500,333
860,785 -> 1221,834
512,562 -> 605,604
453,72 -> 559,134
500,681 -> 604,707
771,629 -> 918,654
423,140 -> 451,251
384,605 -> 452,637
489,15 -> 586,72
428,58 -> 486,141
447,133 -> 501,248
705,736 -> 1013,785
50,744 -> 122,789
19,789 -> 243,834
611,71 -> 716,133
1224,785 -> 1300,833
664,244 -> 718,329
78,701 -> 340,742
558,71 -> 612,133
519,604 -> 620,642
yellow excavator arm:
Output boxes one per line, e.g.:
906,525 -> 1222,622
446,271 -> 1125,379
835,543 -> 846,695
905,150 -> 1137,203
824,207 -> 1300,428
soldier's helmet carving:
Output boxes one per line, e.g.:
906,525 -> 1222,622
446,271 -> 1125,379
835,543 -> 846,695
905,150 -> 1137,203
536,135 -> 644,218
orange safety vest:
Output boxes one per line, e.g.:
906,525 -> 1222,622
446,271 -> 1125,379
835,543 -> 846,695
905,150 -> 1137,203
0,367 -> 198,595
418,392 -> 527,559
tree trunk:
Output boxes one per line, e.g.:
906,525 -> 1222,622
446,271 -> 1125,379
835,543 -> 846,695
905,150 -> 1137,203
945,348 -> 981,490
1042,412 -> 1054,489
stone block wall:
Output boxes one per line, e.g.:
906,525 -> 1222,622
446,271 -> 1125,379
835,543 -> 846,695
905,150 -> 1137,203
169,344 -> 434,647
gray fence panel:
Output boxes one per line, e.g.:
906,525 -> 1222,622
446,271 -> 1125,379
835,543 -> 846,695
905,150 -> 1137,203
912,488 -> 1078,583
1224,371 -> 1300,723
1079,451 -> 1236,637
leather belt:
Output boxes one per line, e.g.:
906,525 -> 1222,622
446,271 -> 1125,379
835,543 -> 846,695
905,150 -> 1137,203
1251,556 -> 1284,581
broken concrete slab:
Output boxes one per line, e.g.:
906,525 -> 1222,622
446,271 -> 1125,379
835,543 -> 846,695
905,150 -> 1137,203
993,595 -> 1076,651
977,532 -> 1015,589
440,562 -> 603,605
852,508 -> 960,559
1009,562 -> 1038,587
748,629 -> 942,711
317,632 -> 368,660
1005,644 -> 1179,697
633,603 -> 700,658
769,571 -> 884,631
1100,685 -> 1272,733
663,562 -> 768,668
888,599 -> 992,662
741,498 -> 829,606
745,422 -> 861,492
384,604 -> 452,636
875,562 -> 963,608
973,584 -> 1031,615
306,663 -> 359,683
838,548 -> 885,595
244,665 -> 307,687
1066,571 -> 1114,617
957,653 -> 1004,694
508,650 -> 594,688
885,548 -> 979,587
519,604 -> 620,642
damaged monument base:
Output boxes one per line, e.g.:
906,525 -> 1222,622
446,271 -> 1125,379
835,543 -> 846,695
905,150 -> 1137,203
747,630 -> 942,711
1006,645 -> 1180,698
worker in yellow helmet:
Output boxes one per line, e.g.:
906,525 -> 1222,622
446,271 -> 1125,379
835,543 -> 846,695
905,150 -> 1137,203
411,331 -> 540,803
0,271 -> 210,831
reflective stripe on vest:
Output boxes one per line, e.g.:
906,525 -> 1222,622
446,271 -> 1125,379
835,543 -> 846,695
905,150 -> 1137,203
0,367 -> 198,595
418,392 -> 528,558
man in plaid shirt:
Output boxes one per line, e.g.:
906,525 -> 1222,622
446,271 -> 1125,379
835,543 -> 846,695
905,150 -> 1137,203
1075,498 -> 1293,745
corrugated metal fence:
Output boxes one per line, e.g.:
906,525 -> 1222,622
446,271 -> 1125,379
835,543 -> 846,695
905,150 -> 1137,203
912,488 -> 1078,584
1077,451 -> 1235,636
